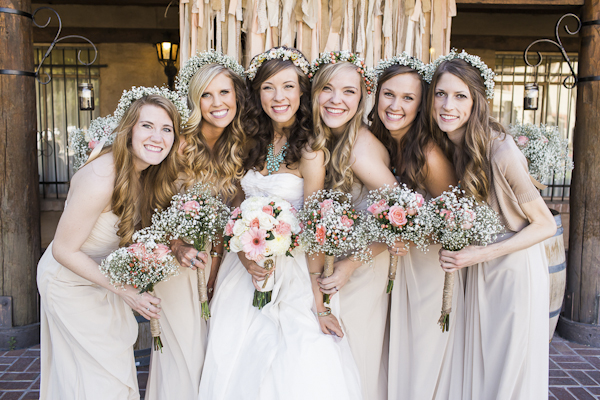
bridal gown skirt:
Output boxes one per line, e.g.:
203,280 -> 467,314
388,245 -> 465,400
145,261 -> 211,400
462,242 -> 548,400
198,251 -> 362,400
38,243 -> 139,400
338,250 -> 390,400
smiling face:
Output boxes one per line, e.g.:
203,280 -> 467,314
317,66 -> 362,135
199,71 -> 237,134
433,72 -> 474,144
259,67 -> 301,131
377,72 -> 422,138
131,104 -> 175,172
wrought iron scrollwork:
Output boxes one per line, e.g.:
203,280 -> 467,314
523,13 -> 581,89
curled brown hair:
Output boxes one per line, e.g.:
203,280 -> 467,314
428,58 -> 505,202
243,55 -> 315,172
368,65 -> 430,191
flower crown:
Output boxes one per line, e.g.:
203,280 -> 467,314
374,52 -> 428,80
245,46 -> 311,81
426,49 -> 495,99
309,51 -> 377,95
113,86 -> 190,126
175,50 -> 244,99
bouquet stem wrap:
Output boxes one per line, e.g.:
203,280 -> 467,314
438,271 -> 455,332
148,290 -> 163,352
387,254 -> 398,294
253,258 -> 275,309
323,254 -> 335,304
195,241 -> 210,320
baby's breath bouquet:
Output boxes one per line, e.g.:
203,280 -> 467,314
70,115 -> 119,171
100,241 -> 179,351
151,183 -> 230,320
429,186 -> 503,332
298,190 -> 372,304
366,185 -> 434,293
508,123 -> 573,183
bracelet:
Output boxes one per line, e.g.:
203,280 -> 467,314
309,272 -> 321,276
209,251 -> 222,259
317,307 -> 331,317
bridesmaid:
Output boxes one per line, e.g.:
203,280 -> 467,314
430,52 -> 556,399
311,51 -> 399,400
369,55 -> 462,400
37,91 -> 182,399
144,52 -> 246,400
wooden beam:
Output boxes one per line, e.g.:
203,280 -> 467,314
456,0 -> 583,5
34,0 -> 173,6
451,34 -> 580,52
34,27 -> 179,44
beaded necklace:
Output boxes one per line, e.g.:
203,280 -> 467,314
266,142 -> 288,175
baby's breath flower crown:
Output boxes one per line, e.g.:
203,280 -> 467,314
426,49 -> 495,99
176,50 -> 244,99
374,52 -> 428,80
113,86 -> 190,127
309,50 -> 377,95
245,46 -> 311,81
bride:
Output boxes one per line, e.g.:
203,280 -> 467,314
198,47 -> 362,400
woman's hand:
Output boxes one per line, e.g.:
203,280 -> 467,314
171,239 -> 208,270
439,245 -> 489,273
317,258 -> 358,298
318,312 -> 344,337
388,239 -> 409,257
120,286 -> 162,321
239,253 -> 274,282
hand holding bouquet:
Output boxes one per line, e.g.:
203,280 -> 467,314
429,186 -> 503,332
367,184 -> 434,293
100,241 -> 179,351
224,196 -> 301,309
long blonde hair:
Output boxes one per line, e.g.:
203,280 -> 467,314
312,62 -> 368,192
89,95 -> 181,246
179,64 -> 246,202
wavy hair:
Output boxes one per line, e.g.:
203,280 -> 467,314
243,57 -> 316,172
90,95 -> 181,246
368,65 -> 430,191
312,62 -> 368,193
180,64 -> 246,202
428,58 -> 505,202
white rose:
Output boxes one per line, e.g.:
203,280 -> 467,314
244,210 -> 276,230
232,219 -> 246,236
277,211 -> 300,233
229,235 -> 243,252
242,196 -> 268,212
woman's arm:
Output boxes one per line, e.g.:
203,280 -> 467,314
52,156 -> 161,320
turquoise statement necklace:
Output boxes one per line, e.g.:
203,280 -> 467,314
266,142 -> 288,175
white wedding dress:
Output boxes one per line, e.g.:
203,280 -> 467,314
198,170 -> 362,400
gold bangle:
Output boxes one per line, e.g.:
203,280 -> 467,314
317,307 -> 331,317
309,272 -> 321,276
210,251 -> 222,259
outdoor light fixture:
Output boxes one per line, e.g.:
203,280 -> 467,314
156,41 -> 179,90
524,83 -> 539,111
78,83 -> 95,111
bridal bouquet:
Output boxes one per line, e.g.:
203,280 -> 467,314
224,196 -> 302,309
298,190 -> 372,304
100,241 -> 179,351
429,186 -> 503,332
508,122 -> 573,184
151,183 -> 230,320
367,185 -> 434,294
70,116 -> 119,171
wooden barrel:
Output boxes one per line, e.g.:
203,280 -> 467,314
543,209 -> 566,342
134,314 -> 152,367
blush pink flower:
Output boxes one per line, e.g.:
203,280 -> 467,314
460,222 -> 473,230
231,207 -> 241,219
341,215 -> 354,228
517,136 -> 529,146
315,224 -> 326,245
241,227 -> 267,261
275,221 -> 291,236
541,135 -> 549,144
440,209 -> 453,221
224,219 -> 235,236
415,193 -> 425,208
250,217 -> 261,228
463,209 -> 476,222
127,242 -> 146,257
367,199 -> 389,216
289,207 -> 298,216
181,200 -> 201,213
153,244 -> 171,260
407,207 -> 417,216
320,199 -> 334,216
88,140 -> 100,150
388,205 -> 408,227
262,205 -> 274,216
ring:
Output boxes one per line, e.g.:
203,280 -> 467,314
334,286 -> 338,291
191,258 -> 196,266
146,307 -> 150,311
208,288 -> 214,293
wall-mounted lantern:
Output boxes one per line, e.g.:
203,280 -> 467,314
156,41 -> 179,90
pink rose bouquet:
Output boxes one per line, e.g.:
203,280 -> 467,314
100,240 -> 179,351
224,196 -> 301,309
429,186 -> 503,332
366,184 -> 434,293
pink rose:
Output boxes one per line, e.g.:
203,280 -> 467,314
415,193 -> 425,208
341,215 -> 354,228
406,207 -> 417,216
262,205 -> 274,216
153,244 -> 171,260
461,222 -> 473,230
181,200 -> 201,213
320,199 -> 334,216
231,207 -> 241,219
517,136 -> 529,146
250,217 -> 261,228
275,221 -> 291,236
388,205 -> 408,227
127,242 -> 146,257
224,219 -> 235,236
440,209 -> 453,221
463,209 -> 476,222
88,140 -> 100,150
367,199 -> 390,216
316,225 -> 326,245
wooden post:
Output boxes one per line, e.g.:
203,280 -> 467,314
0,0 -> 41,349
557,0 -> 600,346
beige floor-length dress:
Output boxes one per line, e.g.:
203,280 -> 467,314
338,184 -> 389,400
38,212 -> 140,400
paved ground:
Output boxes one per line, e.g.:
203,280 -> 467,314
1,333 -> 599,399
